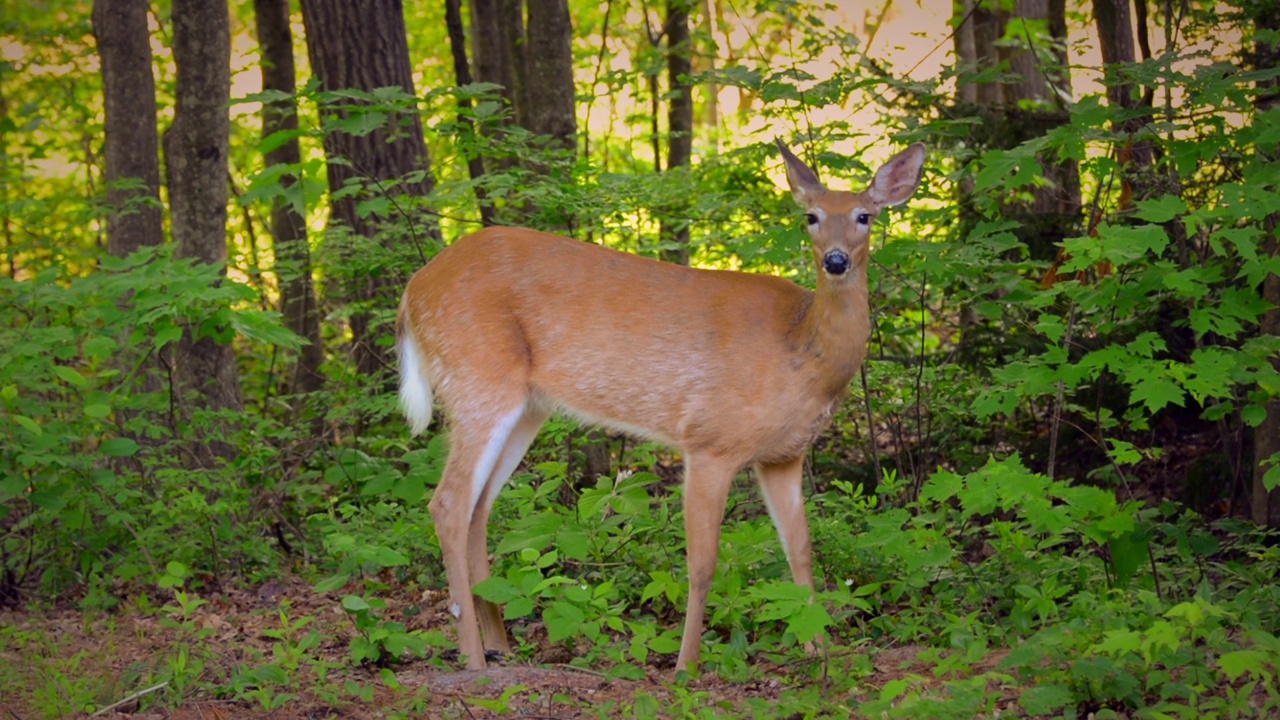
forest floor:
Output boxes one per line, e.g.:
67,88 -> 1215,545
1,577 -> 980,719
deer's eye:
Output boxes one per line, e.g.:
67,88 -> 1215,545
805,212 -> 819,226
856,213 -> 872,225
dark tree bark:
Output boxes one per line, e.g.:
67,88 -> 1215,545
299,0 -> 438,377
253,0 -> 324,396
470,0 -> 521,122
93,0 -> 164,258
660,0 -> 693,265
1092,0 -> 1155,172
525,0 -> 577,147
1249,1 -> 1280,528
466,0 -> 576,229
166,0 -> 244,420
445,0 -> 496,226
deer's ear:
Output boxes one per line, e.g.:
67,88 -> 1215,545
869,143 -> 927,207
776,139 -> 826,206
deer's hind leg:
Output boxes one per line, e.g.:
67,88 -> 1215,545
467,402 -> 550,654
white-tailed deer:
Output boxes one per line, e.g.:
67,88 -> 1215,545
397,139 -> 926,671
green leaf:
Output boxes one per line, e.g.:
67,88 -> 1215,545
154,322 -> 183,349
12,415 -> 41,436
1134,195 -> 1187,223
1130,375 -> 1185,413
473,577 -> 523,604
252,663 -> 289,685
341,594 -> 371,612
53,365 -> 87,386
1262,453 -> 1280,492
314,573 -> 350,593
1019,683 -> 1073,714
1242,404 -> 1266,427
786,601 -> 833,643
504,597 -> 534,619
1218,650 -> 1268,681
84,403 -> 112,419
99,437 -> 139,457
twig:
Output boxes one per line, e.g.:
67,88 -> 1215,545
549,663 -> 606,677
860,364 -> 883,490
1044,301 -> 1075,480
90,681 -> 169,717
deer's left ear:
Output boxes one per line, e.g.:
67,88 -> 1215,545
868,143 -> 927,207
777,139 -> 827,207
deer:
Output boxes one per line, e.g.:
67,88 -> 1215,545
396,138 -> 927,672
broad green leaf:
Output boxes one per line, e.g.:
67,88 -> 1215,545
1218,650 -> 1268,681
12,415 -> 41,436
1019,683 -> 1072,715
341,594 -> 371,612
52,365 -> 86,386
1134,195 -> 1187,223
99,437 -> 139,457
473,576 -> 523,604
1130,375 -> 1185,413
84,403 -> 111,419
314,573 -> 350,593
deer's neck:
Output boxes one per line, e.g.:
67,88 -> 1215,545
796,268 -> 871,393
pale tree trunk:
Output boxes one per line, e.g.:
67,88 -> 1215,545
1250,1 -> 1280,528
660,0 -> 693,266
698,0 -> 719,138
166,0 -> 244,428
299,0 -> 439,378
254,0 -> 324,396
93,0 -> 164,258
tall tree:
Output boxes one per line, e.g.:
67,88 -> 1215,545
524,0 -> 577,147
166,0 -> 244,419
1091,0 -> 1155,173
444,0 -> 496,226
465,0 -> 577,228
660,0 -> 694,265
299,0 -> 439,377
92,0 -> 164,258
1248,0 -> 1280,528
953,0 -> 1080,262
469,0 -> 524,127
253,0 -> 324,395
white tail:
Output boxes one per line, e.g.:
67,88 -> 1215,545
397,139 -> 926,671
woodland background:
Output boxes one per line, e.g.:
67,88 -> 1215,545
2,0 -> 1280,717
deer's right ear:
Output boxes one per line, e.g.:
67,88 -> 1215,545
776,139 -> 826,207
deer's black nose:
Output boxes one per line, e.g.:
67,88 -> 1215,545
823,250 -> 851,275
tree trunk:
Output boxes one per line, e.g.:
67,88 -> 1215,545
1092,0 -> 1155,172
93,0 -> 164,258
470,0 -> 520,116
953,0 -> 1080,261
254,0 -> 324,396
524,0 -> 577,147
660,0 -> 693,265
1256,221 -> 1280,528
166,0 -> 244,422
299,0 -> 438,377
444,0 -> 496,226
1250,2 -> 1280,528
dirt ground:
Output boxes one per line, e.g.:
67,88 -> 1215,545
0,577 -> 968,719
